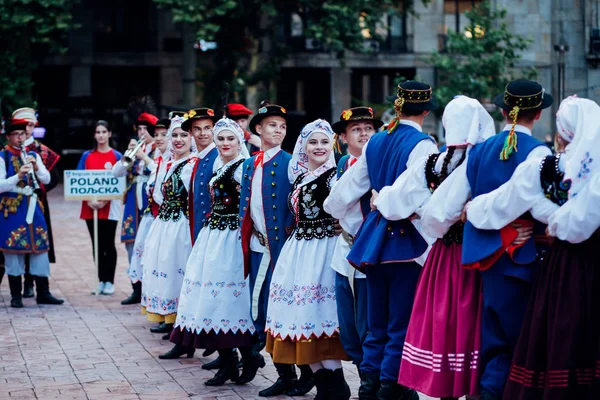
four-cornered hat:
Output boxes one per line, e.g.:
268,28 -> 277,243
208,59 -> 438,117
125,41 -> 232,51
181,107 -> 219,131
155,118 -> 171,130
226,104 -> 253,120
249,102 -> 287,134
386,80 -> 439,111
4,118 -> 29,134
331,106 -> 384,134
136,112 -> 159,127
493,79 -> 554,160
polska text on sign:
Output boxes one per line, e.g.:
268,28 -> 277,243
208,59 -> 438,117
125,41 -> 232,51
63,170 -> 126,201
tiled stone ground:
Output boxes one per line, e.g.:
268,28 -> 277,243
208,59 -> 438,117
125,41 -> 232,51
0,188 -> 437,400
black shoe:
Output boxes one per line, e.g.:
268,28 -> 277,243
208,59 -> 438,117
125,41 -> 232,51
162,333 -> 171,340
377,380 -> 418,400
285,364 -> 315,396
359,371 -> 380,400
0,266 -> 5,286
8,276 -> 23,308
150,322 -> 173,333
121,281 -> 142,305
330,368 -> 351,400
23,273 -> 34,298
258,363 -> 298,397
235,346 -> 266,384
158,344 -> 195,359
313,369 -> 331,400
202,356 -> 221,370
202,348 -> 216,357
34,276 -> 64,305
205,349 -> 239,386
480,393 -> 499,400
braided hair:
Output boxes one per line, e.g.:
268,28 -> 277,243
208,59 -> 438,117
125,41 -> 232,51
439,146 -> 467,183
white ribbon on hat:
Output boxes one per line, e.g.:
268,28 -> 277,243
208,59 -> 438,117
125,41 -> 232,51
559,97 -> 600,199
442,95 -> 495,151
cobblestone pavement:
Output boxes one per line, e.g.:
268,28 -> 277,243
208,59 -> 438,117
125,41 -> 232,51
0,188 -> 439,400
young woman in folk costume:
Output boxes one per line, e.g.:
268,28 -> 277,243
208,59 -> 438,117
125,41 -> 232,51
265,119 -> 351,400
122,118 -> 171,306
464,96 -> 600,400
166,118 -> 261,383
372,96 -> 494,399
140,116 -> 197,339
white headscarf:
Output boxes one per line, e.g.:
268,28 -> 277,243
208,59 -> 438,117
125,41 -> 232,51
442,95 -> 495,150
558,96 -> 600,199
555,95 -> 578,143
289,119 -> 336,181
168,115 -> 197,154
212,117 -> 250,159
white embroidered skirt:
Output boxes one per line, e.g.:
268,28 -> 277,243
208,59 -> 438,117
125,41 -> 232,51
141,216 -> 192,316
127,212 -> 154,284
266,235 -> 340,341
173,225 -> 255,336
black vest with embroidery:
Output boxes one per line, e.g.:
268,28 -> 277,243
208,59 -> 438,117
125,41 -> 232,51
540,154 -> 570,206
424,153 -> 464,245
206,159 -> 244,230
289,167 -> 337,240
157,161 -> 189,222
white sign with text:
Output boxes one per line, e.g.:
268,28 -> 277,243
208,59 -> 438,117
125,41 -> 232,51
63,170 -> 125,201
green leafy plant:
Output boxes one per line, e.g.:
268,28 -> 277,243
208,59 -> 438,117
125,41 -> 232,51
430,1 -> 536,117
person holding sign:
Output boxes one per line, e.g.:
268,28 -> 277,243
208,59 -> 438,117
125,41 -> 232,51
112,112 -> 157,295
140,116 -> 197,338
76,121 -> 123,295
0,118 -> 63,308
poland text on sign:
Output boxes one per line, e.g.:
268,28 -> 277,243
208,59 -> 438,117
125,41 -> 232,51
63,170 -> 126,201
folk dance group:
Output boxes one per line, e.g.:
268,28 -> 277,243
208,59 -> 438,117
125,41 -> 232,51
4,75 -> 596,400
0,108 -> 63,308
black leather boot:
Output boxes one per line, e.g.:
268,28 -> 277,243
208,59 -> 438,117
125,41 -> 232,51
235,345 -> 266,384
285,364 -> 315,396
258,362 -> 297,397
23,272 -> 34,298
121,281 -> 142,305
359,371 -> 380,400
158,344 -> 195,359
330,368 -> 351,400
313,369 -> 331,400
8,275 -> 23,308
205,349 -> 239,386
0,265 -> 5,286
150,322 -> 173,333
377,380 -> 418,400
35,276 -> 64,305
202,356 -> 221,370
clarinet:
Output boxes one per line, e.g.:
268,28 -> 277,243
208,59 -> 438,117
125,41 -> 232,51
19,144 -> 41,191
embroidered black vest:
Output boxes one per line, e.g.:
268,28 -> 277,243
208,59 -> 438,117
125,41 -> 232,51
206,159 -> 244,230
157,161 -> 189,222
289,167 -> 337,240
424,153 -> 464,245
540,154 -> 570,206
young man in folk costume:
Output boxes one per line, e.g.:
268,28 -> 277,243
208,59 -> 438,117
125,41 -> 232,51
111,112 -> 157,296
10,107 -> 61,298
326,81 -> 439,400
0,118 -> 63,307
451,80 -> 552,400
325,107 -> 382,379
237,103 -> 315,396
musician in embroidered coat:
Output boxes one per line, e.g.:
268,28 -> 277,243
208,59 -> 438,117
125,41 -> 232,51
458,80 -> 553,400
112,112 -> 157,261
325,81 -> 438,400
265,119 -> 351,400
0,118 -> 63,308
466,96 -> 600,400
325,106 -> 382,371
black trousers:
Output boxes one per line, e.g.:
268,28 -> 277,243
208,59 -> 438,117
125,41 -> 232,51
85,219 -> 118,284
